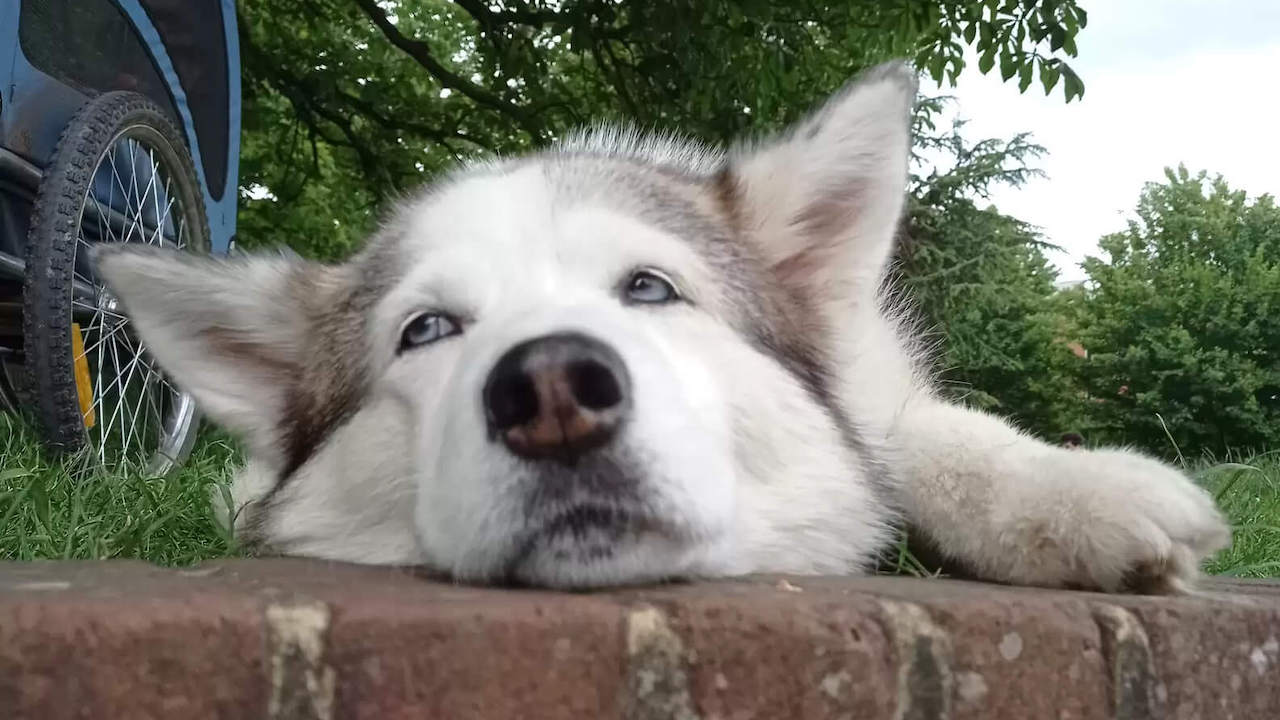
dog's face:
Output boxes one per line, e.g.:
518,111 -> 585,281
98,63 -> 916,587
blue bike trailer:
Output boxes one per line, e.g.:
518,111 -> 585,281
0,0 -> 242,471
0,0 -> 241,256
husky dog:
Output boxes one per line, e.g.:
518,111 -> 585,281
98,62 -> 1228,592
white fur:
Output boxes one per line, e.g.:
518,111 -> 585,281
99,62 -> 1229,592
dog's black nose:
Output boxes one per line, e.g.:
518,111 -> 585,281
483,332 -> 630,461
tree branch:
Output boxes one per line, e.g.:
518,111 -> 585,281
451,0 -> 565,29
351,0 -> 545,140
331,88 -> 495,153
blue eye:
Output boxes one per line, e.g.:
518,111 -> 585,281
399,313 -> 461,352
624,268 -> 680,304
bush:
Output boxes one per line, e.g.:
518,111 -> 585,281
1066,166 -> 1280,456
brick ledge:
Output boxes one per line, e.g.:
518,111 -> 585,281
1,559 -> 1278,719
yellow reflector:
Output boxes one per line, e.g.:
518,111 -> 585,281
71,322 -> 96,429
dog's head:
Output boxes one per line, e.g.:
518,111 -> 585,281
98,63 -> 916,587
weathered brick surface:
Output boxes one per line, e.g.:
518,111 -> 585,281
1101,581 -> 1280,720
0,562 -> 269,720
1,560 -> 1278,719
325,579 -> 626,719
621,582 -> 899,719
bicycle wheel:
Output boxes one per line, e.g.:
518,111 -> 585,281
22,91 -> 208,473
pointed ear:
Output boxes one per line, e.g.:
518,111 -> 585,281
722,61 -> 917,301
95,245 -> 320,456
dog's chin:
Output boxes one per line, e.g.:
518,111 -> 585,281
495,504 -> 711,589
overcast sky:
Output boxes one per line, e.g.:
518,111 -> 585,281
932,0 -> 1280,281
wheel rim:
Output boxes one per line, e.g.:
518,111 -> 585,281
70,126 -> 201,473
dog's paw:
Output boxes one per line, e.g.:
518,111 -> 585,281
1002,448 -> 1231,594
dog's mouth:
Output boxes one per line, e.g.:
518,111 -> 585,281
541,503 -> 661,539
501,500 -> 685,581
486,447 -> 706,586
532,501 -> 672,551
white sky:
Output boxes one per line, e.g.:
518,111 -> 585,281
933,0 -> 1280,281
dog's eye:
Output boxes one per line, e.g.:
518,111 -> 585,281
624,268 -> 680,304
399,313 -> 461,352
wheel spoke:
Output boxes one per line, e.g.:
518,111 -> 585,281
144,197 -> 176,247
146,371 -> 165,433
106,321 -> 128,454
90,173 -> 110,249
132,147 -> 159,246
123,139 -> 142,244
106,330 -> 156,460
93,300 -> 108,461
105,144 -> 125,222
87,194 -> 119,243
145,148 -> 163,245
123,359 -> 155,456
76,318 -> 130,360
72,299 -> 128,322
106,142 -> 134,244
164,174 -> 174,245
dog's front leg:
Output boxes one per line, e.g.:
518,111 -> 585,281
883,398 -> 1230,593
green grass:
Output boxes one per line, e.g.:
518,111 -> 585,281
2,411 -> 1279,577
0,413 -> 242,565
1196,453 -> 1280,578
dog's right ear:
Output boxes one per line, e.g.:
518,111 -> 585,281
95,245 -> 320,456
721,61 -> 917,306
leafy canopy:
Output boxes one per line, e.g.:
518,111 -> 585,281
1069,167 -> 1280,455
235,0 -> 1088,256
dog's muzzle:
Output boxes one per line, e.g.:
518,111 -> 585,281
483,332 -> 631,463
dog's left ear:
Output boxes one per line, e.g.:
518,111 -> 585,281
721,61 -> 917,304
93,245 -> 328,462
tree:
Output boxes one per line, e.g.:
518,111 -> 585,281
234,0 -> 1089,257
1069,167 -> 1280,456
897,108 -> 1079,439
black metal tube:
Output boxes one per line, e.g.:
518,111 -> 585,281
0,251 -> 24,281
0,251 -> 98,301
0,148 -> 42,194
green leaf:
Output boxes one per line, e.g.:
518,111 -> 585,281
1028,16 -> 1049,43
978,48 -> 996,74
1040,61 -> 1061,94
1018,62 -> 1033,93
978,20 -> 993,47
1062,65 -> 1085,102
1063,5 -> 1079,34
1063,33 -> 1078,56
0,468 -> 32,481
963,21 -> 977,44
1049,26 -> 1066,52
999,51 -> 1018,81
928,53 -> 948,84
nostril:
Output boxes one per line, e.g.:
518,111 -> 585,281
484,332 -> 631,459
487,371 -> 540,430
568,359 -> 623,410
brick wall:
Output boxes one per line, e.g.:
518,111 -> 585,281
1,559 -> 1278,719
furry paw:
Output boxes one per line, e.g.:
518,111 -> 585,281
1001,448 -> 1231,594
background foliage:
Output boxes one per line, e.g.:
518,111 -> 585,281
1066,168 -> 1280,455
231,0 -> 1278,460
235,0 -> 1089,255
